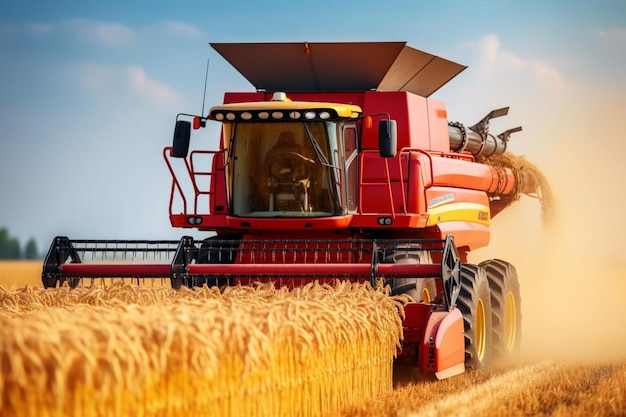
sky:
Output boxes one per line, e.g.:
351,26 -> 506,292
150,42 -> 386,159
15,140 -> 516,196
1,0 -> 625,251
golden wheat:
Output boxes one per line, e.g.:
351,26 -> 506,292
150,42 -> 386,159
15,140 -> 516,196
0,260 -> 42,288
0,281 -> 405,417
345,361 -> 626,417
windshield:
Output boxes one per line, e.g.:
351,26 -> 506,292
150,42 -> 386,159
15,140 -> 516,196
227,121 -> 345,217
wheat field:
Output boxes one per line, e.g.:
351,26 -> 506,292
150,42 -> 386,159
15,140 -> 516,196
0,261 -> 42,288
0,262 -> 405,417
1,261 -> 625,416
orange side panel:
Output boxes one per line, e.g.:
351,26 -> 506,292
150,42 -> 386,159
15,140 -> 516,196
419,309 -> 465,378
436,221 -> 491,250
431,157 -> 494,190
430,156 -> 519,196
433,309 -> 465,379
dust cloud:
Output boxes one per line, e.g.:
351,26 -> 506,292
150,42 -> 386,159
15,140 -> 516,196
469,136 -> 626,362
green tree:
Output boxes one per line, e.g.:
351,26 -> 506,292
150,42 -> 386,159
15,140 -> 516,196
24,238 -> 39,259
0,227 -> 23,259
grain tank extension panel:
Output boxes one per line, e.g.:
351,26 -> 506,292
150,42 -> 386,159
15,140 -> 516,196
211,42 -> 467,96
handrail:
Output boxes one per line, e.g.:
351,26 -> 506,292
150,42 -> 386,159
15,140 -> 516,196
162,147 -> 223,216
395,148 -> 434,216
163,147 -> 188,215
358,149 -> 432,216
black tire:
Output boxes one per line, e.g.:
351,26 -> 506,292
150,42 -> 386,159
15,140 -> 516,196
191,237 -> 237,288
480,259 -> 522,362
382,246 -> 438,302
457,264 -> 493,370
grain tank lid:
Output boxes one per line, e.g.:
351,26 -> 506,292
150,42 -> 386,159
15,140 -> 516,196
210,42 -> 467,97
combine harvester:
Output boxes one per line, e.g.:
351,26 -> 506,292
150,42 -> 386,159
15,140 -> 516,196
42,42 -> 543,379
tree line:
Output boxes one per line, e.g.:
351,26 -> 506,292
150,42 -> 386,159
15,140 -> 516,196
0,227 -> 40,259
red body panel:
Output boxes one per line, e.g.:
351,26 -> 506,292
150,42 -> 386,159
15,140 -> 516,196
362,92 -> 430,150
165,90 -> 525,250
426,100 -> 450,153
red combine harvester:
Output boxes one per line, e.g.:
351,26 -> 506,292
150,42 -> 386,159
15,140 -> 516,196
42,42 -> 541,379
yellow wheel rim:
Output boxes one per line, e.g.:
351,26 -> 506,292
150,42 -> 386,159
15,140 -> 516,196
504,291 -> 517,352
421,287 -> 431,303
476,298 -> 486,361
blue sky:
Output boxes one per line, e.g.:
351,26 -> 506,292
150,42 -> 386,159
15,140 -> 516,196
1,0 -> 625,254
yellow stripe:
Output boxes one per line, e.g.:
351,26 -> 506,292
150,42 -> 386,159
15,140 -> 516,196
427,202 -> 490,226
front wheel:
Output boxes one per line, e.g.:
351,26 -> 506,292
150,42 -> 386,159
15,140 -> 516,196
382,245 -> 437,302
457,264 -> 493,370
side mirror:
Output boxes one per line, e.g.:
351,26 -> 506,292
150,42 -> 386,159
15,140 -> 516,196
172,120 -> 191,158
378,119 -> 397,158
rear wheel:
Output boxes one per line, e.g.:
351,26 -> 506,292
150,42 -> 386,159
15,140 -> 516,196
480,259 -> 522,362
382,245 -> 437,302
457,264 -> 492,369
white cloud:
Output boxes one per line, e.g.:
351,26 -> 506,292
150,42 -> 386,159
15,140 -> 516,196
74,63 -> 186,110
161,21 -> 205,39
66,19 -> 136,48
126,66 -> 186,109
473,34 -> 565,92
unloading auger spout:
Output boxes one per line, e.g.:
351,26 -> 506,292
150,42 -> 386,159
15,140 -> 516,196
448,107 -> 522,157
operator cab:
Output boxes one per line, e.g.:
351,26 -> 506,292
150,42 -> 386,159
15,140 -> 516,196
207,96 -> 363,219
226,121 -> 343,217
